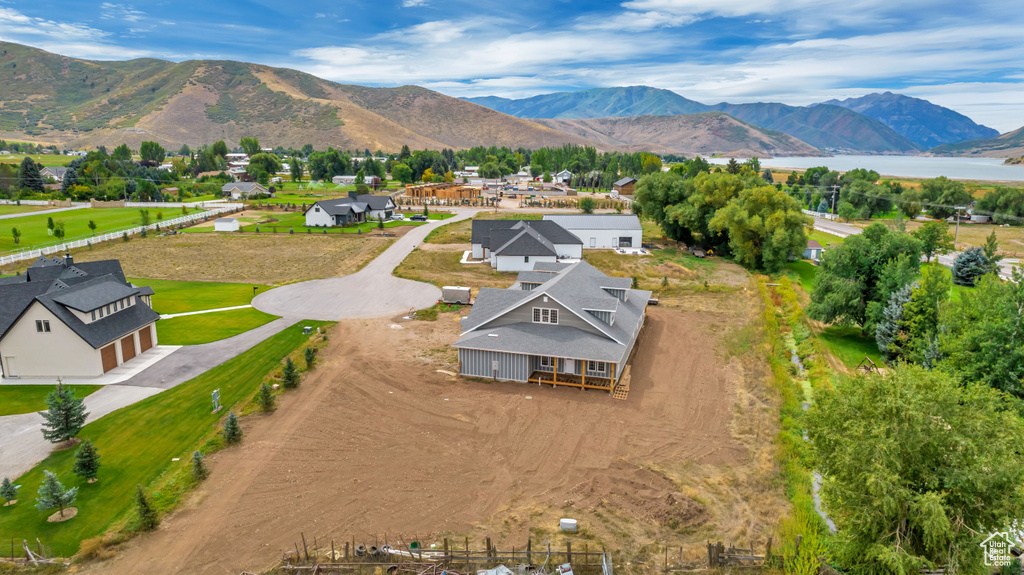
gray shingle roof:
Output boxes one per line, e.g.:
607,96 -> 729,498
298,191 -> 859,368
453,322 -> 629,363
542,214 -> 642,231
306,194 -> 394,217
614,177 -> 637,187
471,219 -> 582,252
52,277 -> 138,312
490,226 -> 557,257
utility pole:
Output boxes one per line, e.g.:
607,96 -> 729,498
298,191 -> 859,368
829,185 -> 839,217
953,205 -> 968,250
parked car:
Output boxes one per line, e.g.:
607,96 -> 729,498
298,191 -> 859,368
390,214 -> 405,221
410,214 -> 428,221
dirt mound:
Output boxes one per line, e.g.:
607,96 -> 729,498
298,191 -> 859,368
565,461 -> 708,529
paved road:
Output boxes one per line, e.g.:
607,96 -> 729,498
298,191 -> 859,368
0,205 -> 87,220
252,210 -> 479,319
812,217 -> 862,238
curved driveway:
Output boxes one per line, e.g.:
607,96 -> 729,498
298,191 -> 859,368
253,210 -> 478,319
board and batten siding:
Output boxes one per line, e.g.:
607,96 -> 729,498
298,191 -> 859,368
459,348 -> 530,382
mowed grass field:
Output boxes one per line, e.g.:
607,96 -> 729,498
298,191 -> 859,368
237,211 -> 452,234
0,207 -> 203,252
0,154 -> 73,167
0,385 -> 103,417
128,278 -> 270,314
156,308 -> 278,345
0,321 -> 331,556
0,205 -> 54,216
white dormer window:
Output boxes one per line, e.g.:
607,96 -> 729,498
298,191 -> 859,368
533,307 -> 558,324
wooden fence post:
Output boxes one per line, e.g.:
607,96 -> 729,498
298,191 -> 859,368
567,541 -> 572,565
527,539 -> 532,565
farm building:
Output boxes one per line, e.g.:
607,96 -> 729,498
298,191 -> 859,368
221,182 -> 271,199
214,218 -> 240,232
404,182 -> 479,200
542,214 -> 643,249
304,192 -> 396,226
803,240 -> 824,260
0,255 -> 159,378
471,220 -> 583,272
613,177 -> 638,195
453,261 -> 649,390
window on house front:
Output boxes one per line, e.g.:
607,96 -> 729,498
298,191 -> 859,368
532,307 -> 558,324
524,256 -> 530,263
587,361 -> 607,373
539,356 -> 553,368
91,310 -> 96,321
35,320 -> 50,332
99,308 -> 104,318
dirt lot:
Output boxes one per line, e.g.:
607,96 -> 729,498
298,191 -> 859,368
30,233 -> 394,285
83,292 -> 785,575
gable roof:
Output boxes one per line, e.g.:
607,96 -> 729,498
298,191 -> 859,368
221,182 -> 266,193
305,194 -> 393,217
806,239 -> 823,249
471,219 -> 582,251
490,226 -> 557,257
614,177 -> 638,187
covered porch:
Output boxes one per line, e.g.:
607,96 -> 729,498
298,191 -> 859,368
527,355 -> 617,392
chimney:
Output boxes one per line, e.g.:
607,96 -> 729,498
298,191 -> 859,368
64,252 -> 73,267
348,191 -> 358,201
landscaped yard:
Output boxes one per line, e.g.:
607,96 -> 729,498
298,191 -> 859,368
0,207 -> 204,252
0,385 -> 103,417
784,261 -> 817,293
156,308 -> 279,345
0,321 -> 331,556
0,204 -> 53,216
238,211 -> 453,234
128,279 -> 270,314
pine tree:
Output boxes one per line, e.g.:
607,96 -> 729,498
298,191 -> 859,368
952,247 -> 989,286
17,157 -> 44,192
191,450 -> 207,481
35,471 -> 77,518
222,411 -> 242,445
282,358 -> 299,388
256,382 -> 275,412
982,229 -> 1002,274
304,346 -> 316,368
41,382 -> 89,444
134,485 -> 159,531
60,167 -> 77,194
423,204 -> 429,216
1,477 -> 18,504
73,440 -> 101,481
816,198 -> 830,213
875,282 -> 915,361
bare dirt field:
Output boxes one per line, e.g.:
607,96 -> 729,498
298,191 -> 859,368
82,291 -> 785,575
50,233 -> 393,284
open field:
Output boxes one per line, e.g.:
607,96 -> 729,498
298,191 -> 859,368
0,207 -> 203,252
423,211 -> 542,244
25,233 -> 393,285
128,279 -> 271,315
0,385 -> 103,417
0,321 -> 331,556
0,154 -> 73,167
0,204 -> 54,216
395,244 -> 517,289
851,219 -> 1024,257
156,308 -> 279,345
78,291 -> 786,575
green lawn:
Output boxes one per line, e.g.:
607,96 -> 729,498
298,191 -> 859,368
156,308 -> 279,345
0,320 -> 331,556
0,154 -> 73,167
783,261 -> 817,293
0,205 -> 52,216
238,211 -> 452,234
128,279 -> 271,314
1,207 -> 204,252
0,385 -> 103,417
819,326 -> 883,369
807,229 -> 845,248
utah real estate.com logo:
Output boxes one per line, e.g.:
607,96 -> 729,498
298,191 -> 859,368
980,532 -> 1016,567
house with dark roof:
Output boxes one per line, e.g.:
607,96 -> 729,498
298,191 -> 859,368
803,239 -> 824,261
471,220 -> 583,272
304,192 -> 396,226
221,182 -> 271,199
613,177 -> 638,195
0,255 -> 159,378
41,166 -> 69,182
453,261 -> 649,391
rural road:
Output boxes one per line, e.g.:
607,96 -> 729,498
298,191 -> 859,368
0,211 -> 476,480
0,204 -> 87,220
252,209 -> 479,319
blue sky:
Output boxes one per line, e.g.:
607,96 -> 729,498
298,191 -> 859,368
1,0 -> 1023,131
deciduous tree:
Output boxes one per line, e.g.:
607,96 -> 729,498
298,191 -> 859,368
139,141 -> 166,164
911,220 -> 953,262
239,136 -> 260,156
578,196 -> 596,214
708,185 -> 809,273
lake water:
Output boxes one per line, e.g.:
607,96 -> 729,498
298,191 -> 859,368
707,155 -> 1024,182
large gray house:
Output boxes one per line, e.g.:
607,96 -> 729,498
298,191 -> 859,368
304,192 -> 397,226
453,260 -> 650,390
0,255 -> 159,378
471,219 -> 583,272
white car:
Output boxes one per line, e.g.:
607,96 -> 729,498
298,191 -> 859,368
390,214 -> 405,221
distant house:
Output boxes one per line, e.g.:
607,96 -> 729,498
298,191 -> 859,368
304,192 -> 396,227
40,166 -> 68,182
553,169 -> 572,184
803,239 -> 824,261
542,214 -> 643,249
221,182 -> 271,199
214,218 -> 240,232
471,220 -> 583,272
452,261 -> 650,389
0,255 -> 159,378
613,177 -> 638,195
332,175 -> 358,185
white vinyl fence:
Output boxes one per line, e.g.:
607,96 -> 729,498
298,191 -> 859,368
0,203 -> 244,267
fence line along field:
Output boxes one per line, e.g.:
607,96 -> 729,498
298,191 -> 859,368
0,207 -> 204,252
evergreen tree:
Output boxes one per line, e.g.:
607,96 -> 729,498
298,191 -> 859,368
60,167 -> 77,194
982,229 -> 1002,274
875,282 -> 915,361
304,346 -> 316,368
222,411 -> 242,445
1,477 -> 19,504
951,247 -> 989,286
899,265 -> 952,364
17,157 -> 44,192
134,484 -> 159,531
35,471 -> 77,518
72,440 -> 101,481
40,382 -> 89,444
816,198 -> 830,213
256,382 -> 275,412
191,450 -> 207,481
282,357 -> 299,388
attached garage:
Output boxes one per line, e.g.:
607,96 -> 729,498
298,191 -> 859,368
101,344 -> 117,373
139,325 -> 153,352
120,335 -> 137,362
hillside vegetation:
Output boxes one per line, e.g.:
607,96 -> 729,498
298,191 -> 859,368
929,125 -> 1024,158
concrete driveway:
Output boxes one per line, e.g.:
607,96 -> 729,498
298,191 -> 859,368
252,210 -> 478,319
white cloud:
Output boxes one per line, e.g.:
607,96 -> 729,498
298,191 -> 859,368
401,0 -> 429,7
100,3 -> 145,23
0,7 -> 109,41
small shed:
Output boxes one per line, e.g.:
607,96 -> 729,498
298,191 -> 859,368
214,218 -> 240,232
613,177 -> 638,195
442,286 -> 472,305
804,239 -> 824,260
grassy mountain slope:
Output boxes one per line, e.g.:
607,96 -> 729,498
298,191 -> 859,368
465,86 -> 710,119
928,126 -> 1024,157
822,92 -> 1000,148
0,42 -> 595,151
532,112 -> 825,157
710,102 -> 922,154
